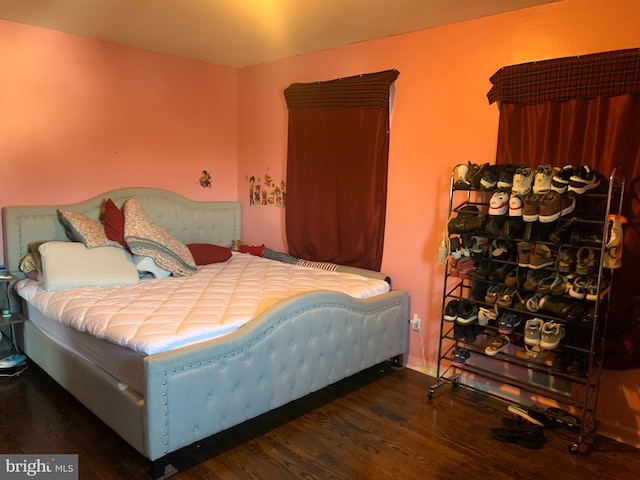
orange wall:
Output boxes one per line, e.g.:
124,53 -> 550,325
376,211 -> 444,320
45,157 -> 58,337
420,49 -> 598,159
0,20 -> 238,239
236,0 -> 640,446
1,0 -> 639,447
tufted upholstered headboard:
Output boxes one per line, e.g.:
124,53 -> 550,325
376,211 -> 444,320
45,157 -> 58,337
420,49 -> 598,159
2,187 -> 241,277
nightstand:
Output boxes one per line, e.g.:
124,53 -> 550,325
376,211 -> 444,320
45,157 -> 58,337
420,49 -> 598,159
0,273 -> 24,353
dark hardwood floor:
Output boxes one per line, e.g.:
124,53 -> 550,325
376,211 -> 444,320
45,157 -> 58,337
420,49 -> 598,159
0,361 -> 637,479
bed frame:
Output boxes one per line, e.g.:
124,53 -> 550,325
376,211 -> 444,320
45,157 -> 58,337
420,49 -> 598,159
2,187 -> 409,478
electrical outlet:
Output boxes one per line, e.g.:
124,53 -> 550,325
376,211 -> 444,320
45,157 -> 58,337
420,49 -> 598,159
410,314 -> 421,332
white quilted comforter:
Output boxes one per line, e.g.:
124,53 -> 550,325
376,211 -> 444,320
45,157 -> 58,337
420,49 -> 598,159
15,253 -> 390,355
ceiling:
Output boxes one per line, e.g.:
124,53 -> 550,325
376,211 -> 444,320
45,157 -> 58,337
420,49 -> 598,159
0,0 -> 559,67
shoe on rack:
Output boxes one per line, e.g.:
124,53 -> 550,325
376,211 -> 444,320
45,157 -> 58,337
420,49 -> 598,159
497,163 -> 523,191
456,300 -> 478,324
479,164 -> 500,190
464,323 -> 483,343
548,216 -> 579,244
498,312 -> 522,334
575,246 -> 596,274
568,165 -> 601,194
556,248 -> 574,273
539,321 -> 566,350
568,275 -> 589,299
538,192 -> 576,223
533,165 -> 556,194
537,273 -> 568,296
489,191 -> 510,216
453,322 -> 465,340
478,306 -> 498,326
522,193 -> 542,222
504,269 -> 519,288
517,241 -> 535,267
512,167 -> 535,196
522,270 -> 542,292
528,244 -> 555,269
451,346 -> 471,367
453,162 -> 480,189
526,293 -> 548,313
443,299 -> 460,322
585,276 -> 610,301
456,257 -> 476,279
485,334 -> 510,356
551,165 -> 576,193
524,318 -> 544,346
485,285 -> 503,304
508,194 -> 523,217
470,162 -> 490,189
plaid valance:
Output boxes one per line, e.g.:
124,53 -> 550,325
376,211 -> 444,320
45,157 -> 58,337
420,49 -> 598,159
487,48 -> 640,105
284,69 -> 399,109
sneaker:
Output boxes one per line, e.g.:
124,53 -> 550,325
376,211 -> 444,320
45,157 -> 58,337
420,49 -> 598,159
551,165 -> 576,193
538,192 -> 576,223
489,191 -> 510,215
443,299 -> 460,322
498,312 -> 521,335
568,165 -> 601,194
509,195 -> 523,217
522,193 -> 542,222
485,334 -> 510,356
479,164 -> 499,189
525,318 -> 544,346
512,167 -> 534,196
456,300 -> 478,324
533,165 -> 556,194
540,321 -> 566,350
464,323 -> 483,343
451,346 -> 471,367
497,163 -> 521,191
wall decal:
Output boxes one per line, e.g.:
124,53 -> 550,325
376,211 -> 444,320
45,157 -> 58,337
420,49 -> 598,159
247,169 -> 285,207
198,170 -> 212,188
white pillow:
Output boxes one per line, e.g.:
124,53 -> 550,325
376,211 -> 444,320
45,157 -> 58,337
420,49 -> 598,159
39,242 -> 140,291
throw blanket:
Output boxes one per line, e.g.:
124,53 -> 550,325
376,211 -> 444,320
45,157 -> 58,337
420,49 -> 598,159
16,253 -> 390,355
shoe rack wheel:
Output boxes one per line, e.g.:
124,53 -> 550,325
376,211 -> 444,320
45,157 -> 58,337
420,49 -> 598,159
428,389 -> 435,400
569,442 -> 580,454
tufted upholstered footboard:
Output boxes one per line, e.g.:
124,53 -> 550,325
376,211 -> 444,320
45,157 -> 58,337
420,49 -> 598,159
146,289 -> 408,476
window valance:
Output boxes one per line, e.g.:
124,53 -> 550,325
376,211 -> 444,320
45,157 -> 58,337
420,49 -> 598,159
284,69 -> 399,110
487,48 -> 640,106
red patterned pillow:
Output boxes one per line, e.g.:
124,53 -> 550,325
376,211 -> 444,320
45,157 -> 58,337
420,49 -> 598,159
103,199 -> 127,248
187,244 -> 232,265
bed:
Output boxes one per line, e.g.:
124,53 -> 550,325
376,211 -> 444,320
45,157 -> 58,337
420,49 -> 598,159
2,187 -> 409,479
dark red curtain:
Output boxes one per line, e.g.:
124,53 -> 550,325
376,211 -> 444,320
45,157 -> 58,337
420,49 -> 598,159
488,49 -> 640,369
283,70 -> 399,271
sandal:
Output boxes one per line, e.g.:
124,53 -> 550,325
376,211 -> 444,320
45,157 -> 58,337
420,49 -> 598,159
497,287 -> 517,307
557,249 -> 574,273
529,405 -> 581,428
498,312 -> 522,334
485,334 -> 510,356
485,285 -> 503,304
575,246 -> 595,274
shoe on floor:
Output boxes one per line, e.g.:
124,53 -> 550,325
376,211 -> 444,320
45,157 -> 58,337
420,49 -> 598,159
491,425 -> 547,449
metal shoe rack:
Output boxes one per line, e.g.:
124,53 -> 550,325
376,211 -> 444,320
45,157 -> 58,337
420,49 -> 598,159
428,166 -> 625,453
